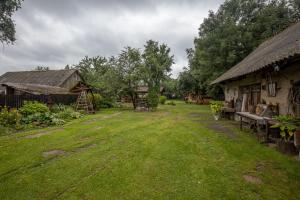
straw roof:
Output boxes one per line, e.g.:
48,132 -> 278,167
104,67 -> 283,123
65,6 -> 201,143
0,69 -> 78,87
212,22 -> 300,84
0,69 -> 81,95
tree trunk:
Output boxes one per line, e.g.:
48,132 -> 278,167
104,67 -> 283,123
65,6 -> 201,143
130,92 -> 136,109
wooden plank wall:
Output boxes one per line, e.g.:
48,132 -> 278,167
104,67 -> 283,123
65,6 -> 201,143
0,94 -> 78,109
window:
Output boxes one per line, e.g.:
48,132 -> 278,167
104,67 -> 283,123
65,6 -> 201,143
267,82 -> 276,97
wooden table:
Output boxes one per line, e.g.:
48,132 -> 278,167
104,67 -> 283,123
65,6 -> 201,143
236,112 -> 267,133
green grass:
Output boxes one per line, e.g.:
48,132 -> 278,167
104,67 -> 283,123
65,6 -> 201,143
0,101 -> 299,200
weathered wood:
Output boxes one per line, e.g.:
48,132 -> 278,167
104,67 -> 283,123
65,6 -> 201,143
0,94 -> 78,109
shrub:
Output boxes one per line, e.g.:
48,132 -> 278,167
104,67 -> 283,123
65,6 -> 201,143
271,115 -> 300,141
87,93 -> 114,109
147,88 -> 159,110
20,101 -> 49,116
56,107 -> 82,120
50,104 -> 68,113
166,101 -> 176,106
101,99 -> 114,108
209,101 -> 223,115
88,93 -> 102,110
0,107 -> 22,129
159,96 -> 167,105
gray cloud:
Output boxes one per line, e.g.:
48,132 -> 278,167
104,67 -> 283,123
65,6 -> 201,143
0,0 -> 224,77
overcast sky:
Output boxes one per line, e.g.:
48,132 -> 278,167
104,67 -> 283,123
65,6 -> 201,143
0,0 -> 224,77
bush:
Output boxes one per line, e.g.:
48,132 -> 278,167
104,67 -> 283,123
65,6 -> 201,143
159,96 -> 167,105
50,104 -> 68,113
147,88 -> 159,110
56,107 -> 82,120
20,101 -> 49,116
87,93 -> 114,109
0,107 -> 22,129
209,101 -> 223,115
166,101 -> 176,106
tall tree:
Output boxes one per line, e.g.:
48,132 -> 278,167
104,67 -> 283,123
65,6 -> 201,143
142,40 -> 174,109
117,47 -> 143,109
0,0 -> 23,44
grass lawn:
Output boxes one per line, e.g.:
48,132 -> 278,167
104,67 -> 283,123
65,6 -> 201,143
0,101 -> 299,200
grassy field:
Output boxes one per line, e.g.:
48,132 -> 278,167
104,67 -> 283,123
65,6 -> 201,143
0,101 -> 299,200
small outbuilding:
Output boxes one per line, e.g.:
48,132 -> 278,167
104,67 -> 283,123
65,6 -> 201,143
212,22 -> 300,117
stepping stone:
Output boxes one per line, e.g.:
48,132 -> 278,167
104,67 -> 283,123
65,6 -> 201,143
243,175 -> 262,184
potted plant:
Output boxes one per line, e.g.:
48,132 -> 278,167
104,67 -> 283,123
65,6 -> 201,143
271,115 -> 300,155
210,101 -> 223,120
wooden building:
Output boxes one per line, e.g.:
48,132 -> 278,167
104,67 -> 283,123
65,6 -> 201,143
212,22 -> 300,117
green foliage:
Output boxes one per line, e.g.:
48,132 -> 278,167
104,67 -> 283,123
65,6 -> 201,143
21,112 -> 57,126
70,56 -> 121,103
70,40 -> 174,111
0,107 -> 22,129
20,101 -> 49,116
117,47 -> 143,109
179,0 -> 300,98
56,107 -> 82,121
166,101 -> 176,106
271,115 -> 300,141
210,101 -> 223,115
50,104 -> 68,113
20,102 -> 81,127
142,40 -> 174,88
51,104 -> 82,121
87,93 -> 102,110
147,88 -> 159,110
162,77 -> 180,98
0,0 -> 23,44
159,96 -> 167,105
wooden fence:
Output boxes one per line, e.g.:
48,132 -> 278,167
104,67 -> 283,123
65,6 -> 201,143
0,94 -> 78,109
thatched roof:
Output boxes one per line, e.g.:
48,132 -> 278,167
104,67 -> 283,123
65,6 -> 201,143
0,69 -> 78,87
2,82 -> 70,95
212,22 -> 300,84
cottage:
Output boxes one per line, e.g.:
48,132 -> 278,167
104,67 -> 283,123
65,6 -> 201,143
0,69 -> 87,95
212,22 -> 300,118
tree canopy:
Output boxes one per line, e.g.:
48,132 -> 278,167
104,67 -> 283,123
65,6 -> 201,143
69,40 -> 174,109
0,0 -> 23,44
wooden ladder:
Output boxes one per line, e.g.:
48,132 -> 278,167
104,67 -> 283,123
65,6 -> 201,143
76,91 -> 95,114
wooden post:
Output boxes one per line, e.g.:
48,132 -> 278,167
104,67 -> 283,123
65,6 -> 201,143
240,116 -> 243,131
